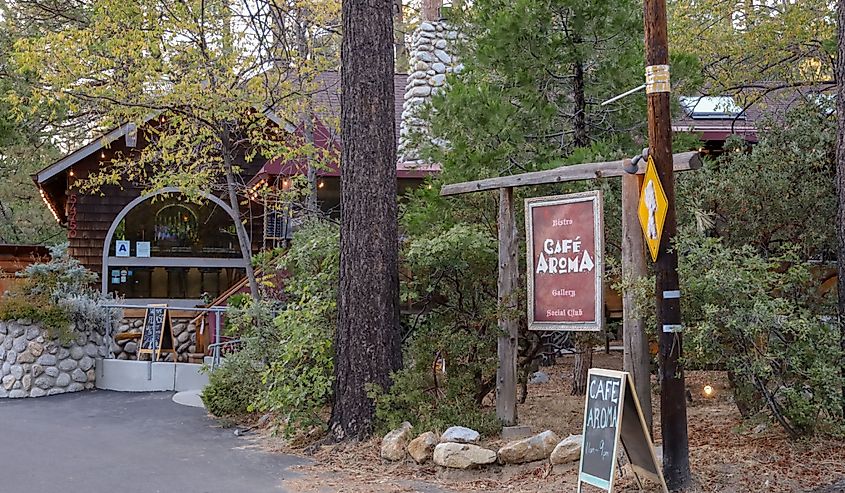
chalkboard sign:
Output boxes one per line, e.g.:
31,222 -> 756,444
138,304 -> 176,361
577,369 -> 667,493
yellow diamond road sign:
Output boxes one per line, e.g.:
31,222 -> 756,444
638,156 -> 668,262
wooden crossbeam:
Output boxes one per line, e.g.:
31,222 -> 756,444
440,151 -> 701,196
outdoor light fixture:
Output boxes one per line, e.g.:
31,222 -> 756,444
625,147 -> 649,174
703,385 -> 714,397
318,180 -> 324,189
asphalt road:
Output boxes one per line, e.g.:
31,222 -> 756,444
0,390 -> 307,493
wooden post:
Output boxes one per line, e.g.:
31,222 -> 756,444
645,0 -> 692,488
496,187 -> 519,426
621,171 -> 653,435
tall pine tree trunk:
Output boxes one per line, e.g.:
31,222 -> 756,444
573,59 -> 588,148
836,0 -> 845,418
330,0 -> 402,441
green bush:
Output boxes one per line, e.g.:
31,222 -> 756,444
630,235 -> 841,436
371,224 -> 501,437
0,244 -> 118,342
201,351 -> 265,418
202,220 -> 337,436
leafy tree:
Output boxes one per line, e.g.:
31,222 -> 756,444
669,0 -> 835,104
8,0 -> 339,295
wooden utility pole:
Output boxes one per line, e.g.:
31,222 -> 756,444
622,171 -> 653,435
644,0 -> 692,489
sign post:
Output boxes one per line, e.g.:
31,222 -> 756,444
525,191 -> 604,332
577,368 -> 668,493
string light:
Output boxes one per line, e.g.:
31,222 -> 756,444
69,170 -> 75,177
318,180 -> 324,189
39,188 -> 61,224
100,150 -> 105,159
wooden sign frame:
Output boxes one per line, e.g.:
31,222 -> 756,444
577,368 -> 668,493
525,190 -> 604,332
138,304 -> 177,361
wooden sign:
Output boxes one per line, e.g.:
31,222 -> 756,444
138,304 -> 176,361
637,156 -> 668,262
578,369 -> 667,493
525,191 -> 603,331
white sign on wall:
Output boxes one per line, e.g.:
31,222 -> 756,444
137,241 -> 151,258
116,240 -> 130,257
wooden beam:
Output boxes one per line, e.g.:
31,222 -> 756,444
621,171 -> 653,436
440,151 -> 701,197
496,187 -> 519,426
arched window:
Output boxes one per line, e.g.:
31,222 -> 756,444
102,188 -> 247,307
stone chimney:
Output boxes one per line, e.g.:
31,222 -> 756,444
398,5 -> 460,166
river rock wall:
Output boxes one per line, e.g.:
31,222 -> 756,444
111,317 -> 198,362
0,319 -> 107,398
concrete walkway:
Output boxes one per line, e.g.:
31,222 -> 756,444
0,390 -> 307,493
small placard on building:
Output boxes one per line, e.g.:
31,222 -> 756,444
525,191 -> 604,331
115,240 -> 130,257
136,241 -> 151,258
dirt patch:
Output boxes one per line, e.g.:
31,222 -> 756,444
259,351 -> 845,492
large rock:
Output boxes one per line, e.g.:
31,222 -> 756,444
35,376 -> 55,390
550,434 -> 582,465
10,365 -> 24,380
30,388 -> 46,398
2,375 -> 15,390
380,422 -> 413,461
28,341 -> 44,357
124,342 -> 138,355
45,367 -> 59,378
70,346 -> 85,360
55,373 -> 71,387
433,443 -> 497,469
441,426 -> 480,444
67,382 -> 84,392
17,350 -> 35,364
71,368 -> 88,383
8,389 -> 27,399
58,359 -> 77,371
79,356 -> 94,372
37,354 -> 57,366
407,431 -> 438,464
498,430 -> 559,464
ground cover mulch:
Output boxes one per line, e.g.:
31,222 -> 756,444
248,351 -> 845,493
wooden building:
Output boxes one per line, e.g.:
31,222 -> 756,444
32,73 -> 438,307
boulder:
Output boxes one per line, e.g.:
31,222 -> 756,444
529,371 -> 550,384
433,443 -> 497,469
67,383 -> 84,392
28,341 -> 44,357
30,388 -> 46,398
380,421 -> 413,461
2,375 -> 15,390
17,350 -> 35,364
440,426 -> 480,444
407,431 -> 438,464
45,367 -> 59,378
71,368 -> 88,383
35,376 -> 55,390
124,342 -> 138,355
21,374 -> 31,391
8,389 -> 27,399
58,359 -> 77,371
70,346 -> 85,360
79,356 -> 94,372
550,434 -> 582,465
31,364 -> 44,378
497,430 -> 559,465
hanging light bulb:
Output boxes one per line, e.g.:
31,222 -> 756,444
100,150 -> 105,159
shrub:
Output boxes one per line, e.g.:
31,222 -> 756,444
0,244 -> 119,341
202,220 -> 337,437
631,235 -> 841,436
201,350 -> 265,418
371,224 -> 501,436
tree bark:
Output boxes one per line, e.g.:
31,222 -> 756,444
571,335 -> 593,396
572,59 -> 588,148
393,0 -> 409,71
330,0 -> 402,441
220,129 -> 260,299
836,0 -> 845,418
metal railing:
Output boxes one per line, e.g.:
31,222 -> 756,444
100,303 -> 229,377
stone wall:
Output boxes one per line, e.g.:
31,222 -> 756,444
398,20 -> 461,166
111,317 -> 199,362
0,319 -> 107,398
